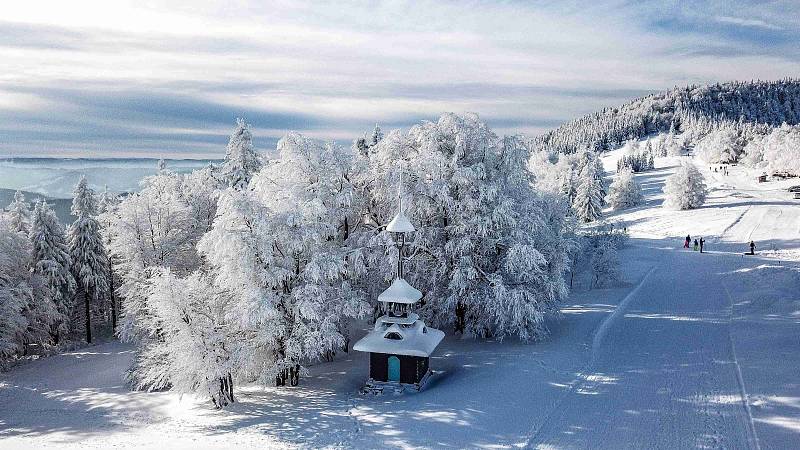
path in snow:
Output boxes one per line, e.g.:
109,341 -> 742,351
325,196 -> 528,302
528,248 -> 759,449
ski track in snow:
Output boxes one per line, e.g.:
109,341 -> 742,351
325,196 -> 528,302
521,265 -> 657,448
722,284 -> 761,450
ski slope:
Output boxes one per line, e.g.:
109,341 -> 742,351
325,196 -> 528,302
1,155 -> 799,449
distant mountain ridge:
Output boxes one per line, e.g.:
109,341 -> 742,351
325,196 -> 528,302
532,79 -> 800,154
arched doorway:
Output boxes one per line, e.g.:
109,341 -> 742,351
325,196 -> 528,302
388,356 -> 400,382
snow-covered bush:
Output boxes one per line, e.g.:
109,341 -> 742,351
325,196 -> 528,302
606,168 -> 643,210
359,113 -> 572,341
662,163 -> 707,210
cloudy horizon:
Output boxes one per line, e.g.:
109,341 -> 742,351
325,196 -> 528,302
2,0 -> 800,158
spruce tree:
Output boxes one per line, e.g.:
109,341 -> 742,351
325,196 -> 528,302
573,161 -> 603,222
67,177 -> 109,343
30,200 -> 76,344
371,123 -> 383,146
220,118 -> 262,189
7,190 -> 31,234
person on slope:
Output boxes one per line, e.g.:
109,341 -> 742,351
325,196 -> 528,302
693,239 -> 699,251
749,241 -> 756,255
699,237 -> 705,253
685,235 -> 691,249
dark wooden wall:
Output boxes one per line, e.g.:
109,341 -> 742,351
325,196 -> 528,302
369,353 -> 429,384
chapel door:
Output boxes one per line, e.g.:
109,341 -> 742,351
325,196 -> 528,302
388,356 -> 400,382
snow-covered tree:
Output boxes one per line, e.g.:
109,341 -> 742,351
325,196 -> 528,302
573,157 -> 604,222
128,269 -> 239,408
219,118 -> 261,189
0,216 -> 54,364
530,79 -> 800,155
591,241 -> 621,288
761,124 -> 800,175
358,113 -> 571,340
30,200 -> 75,343
96,185 -> 121,330
606,168 -> 643,210
695,126 -> 744,163
124,132 -> 368,406
371,123 -> 384,146
199,133 -> 370,387
7,190 -> 31,235
662,163 -> 707,210
0,219 -> 33,361
110,170 -> 210,345
68,176 -> 109,343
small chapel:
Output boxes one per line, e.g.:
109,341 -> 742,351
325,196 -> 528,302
353,170 -> 444,393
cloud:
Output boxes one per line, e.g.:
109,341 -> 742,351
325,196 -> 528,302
713,15 -> 783,31
1,0 -> 799,157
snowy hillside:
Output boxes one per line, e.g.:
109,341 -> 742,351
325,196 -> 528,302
532,79 -> 800,154
2,153 -> 799,449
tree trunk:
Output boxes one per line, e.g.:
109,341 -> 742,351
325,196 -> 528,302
455,301 -> 466,335
85,287 -> 92,343
109,264 -> 117,331
212,372 -> 235,408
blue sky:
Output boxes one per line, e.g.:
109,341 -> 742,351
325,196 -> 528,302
1,0 -> 799,158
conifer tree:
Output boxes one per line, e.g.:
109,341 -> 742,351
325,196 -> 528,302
573,161 -> 604,222
30,201 -> 76,343
68,176 -> 109,343
220,118 -> 262,189
7,190 -> 31,235
371,123 -> 384,146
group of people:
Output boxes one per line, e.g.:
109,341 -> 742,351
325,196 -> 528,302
683,234 -> 757,255
711,165 -> 729,176
684,235 -> 705,253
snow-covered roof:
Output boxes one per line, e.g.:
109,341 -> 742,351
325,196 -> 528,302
353,320 -> 444,357
386,211 -> 416,233
378,278 -> 422,304
376,313 -> 419,326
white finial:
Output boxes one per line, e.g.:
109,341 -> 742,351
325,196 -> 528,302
386,160 -> 415,233
398,160 -> 404,213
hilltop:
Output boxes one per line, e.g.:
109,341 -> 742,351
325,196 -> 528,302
532,79 -> 800,154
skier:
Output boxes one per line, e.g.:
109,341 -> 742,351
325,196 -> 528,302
749,241 -> 756,255
693,239 -> 699,251
699,237 -> 705,253
684,235 -> 691,249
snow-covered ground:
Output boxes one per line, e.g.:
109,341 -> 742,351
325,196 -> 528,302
2,154 -> 799,449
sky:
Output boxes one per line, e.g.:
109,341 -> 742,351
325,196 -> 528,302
1,0 -> 799,158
